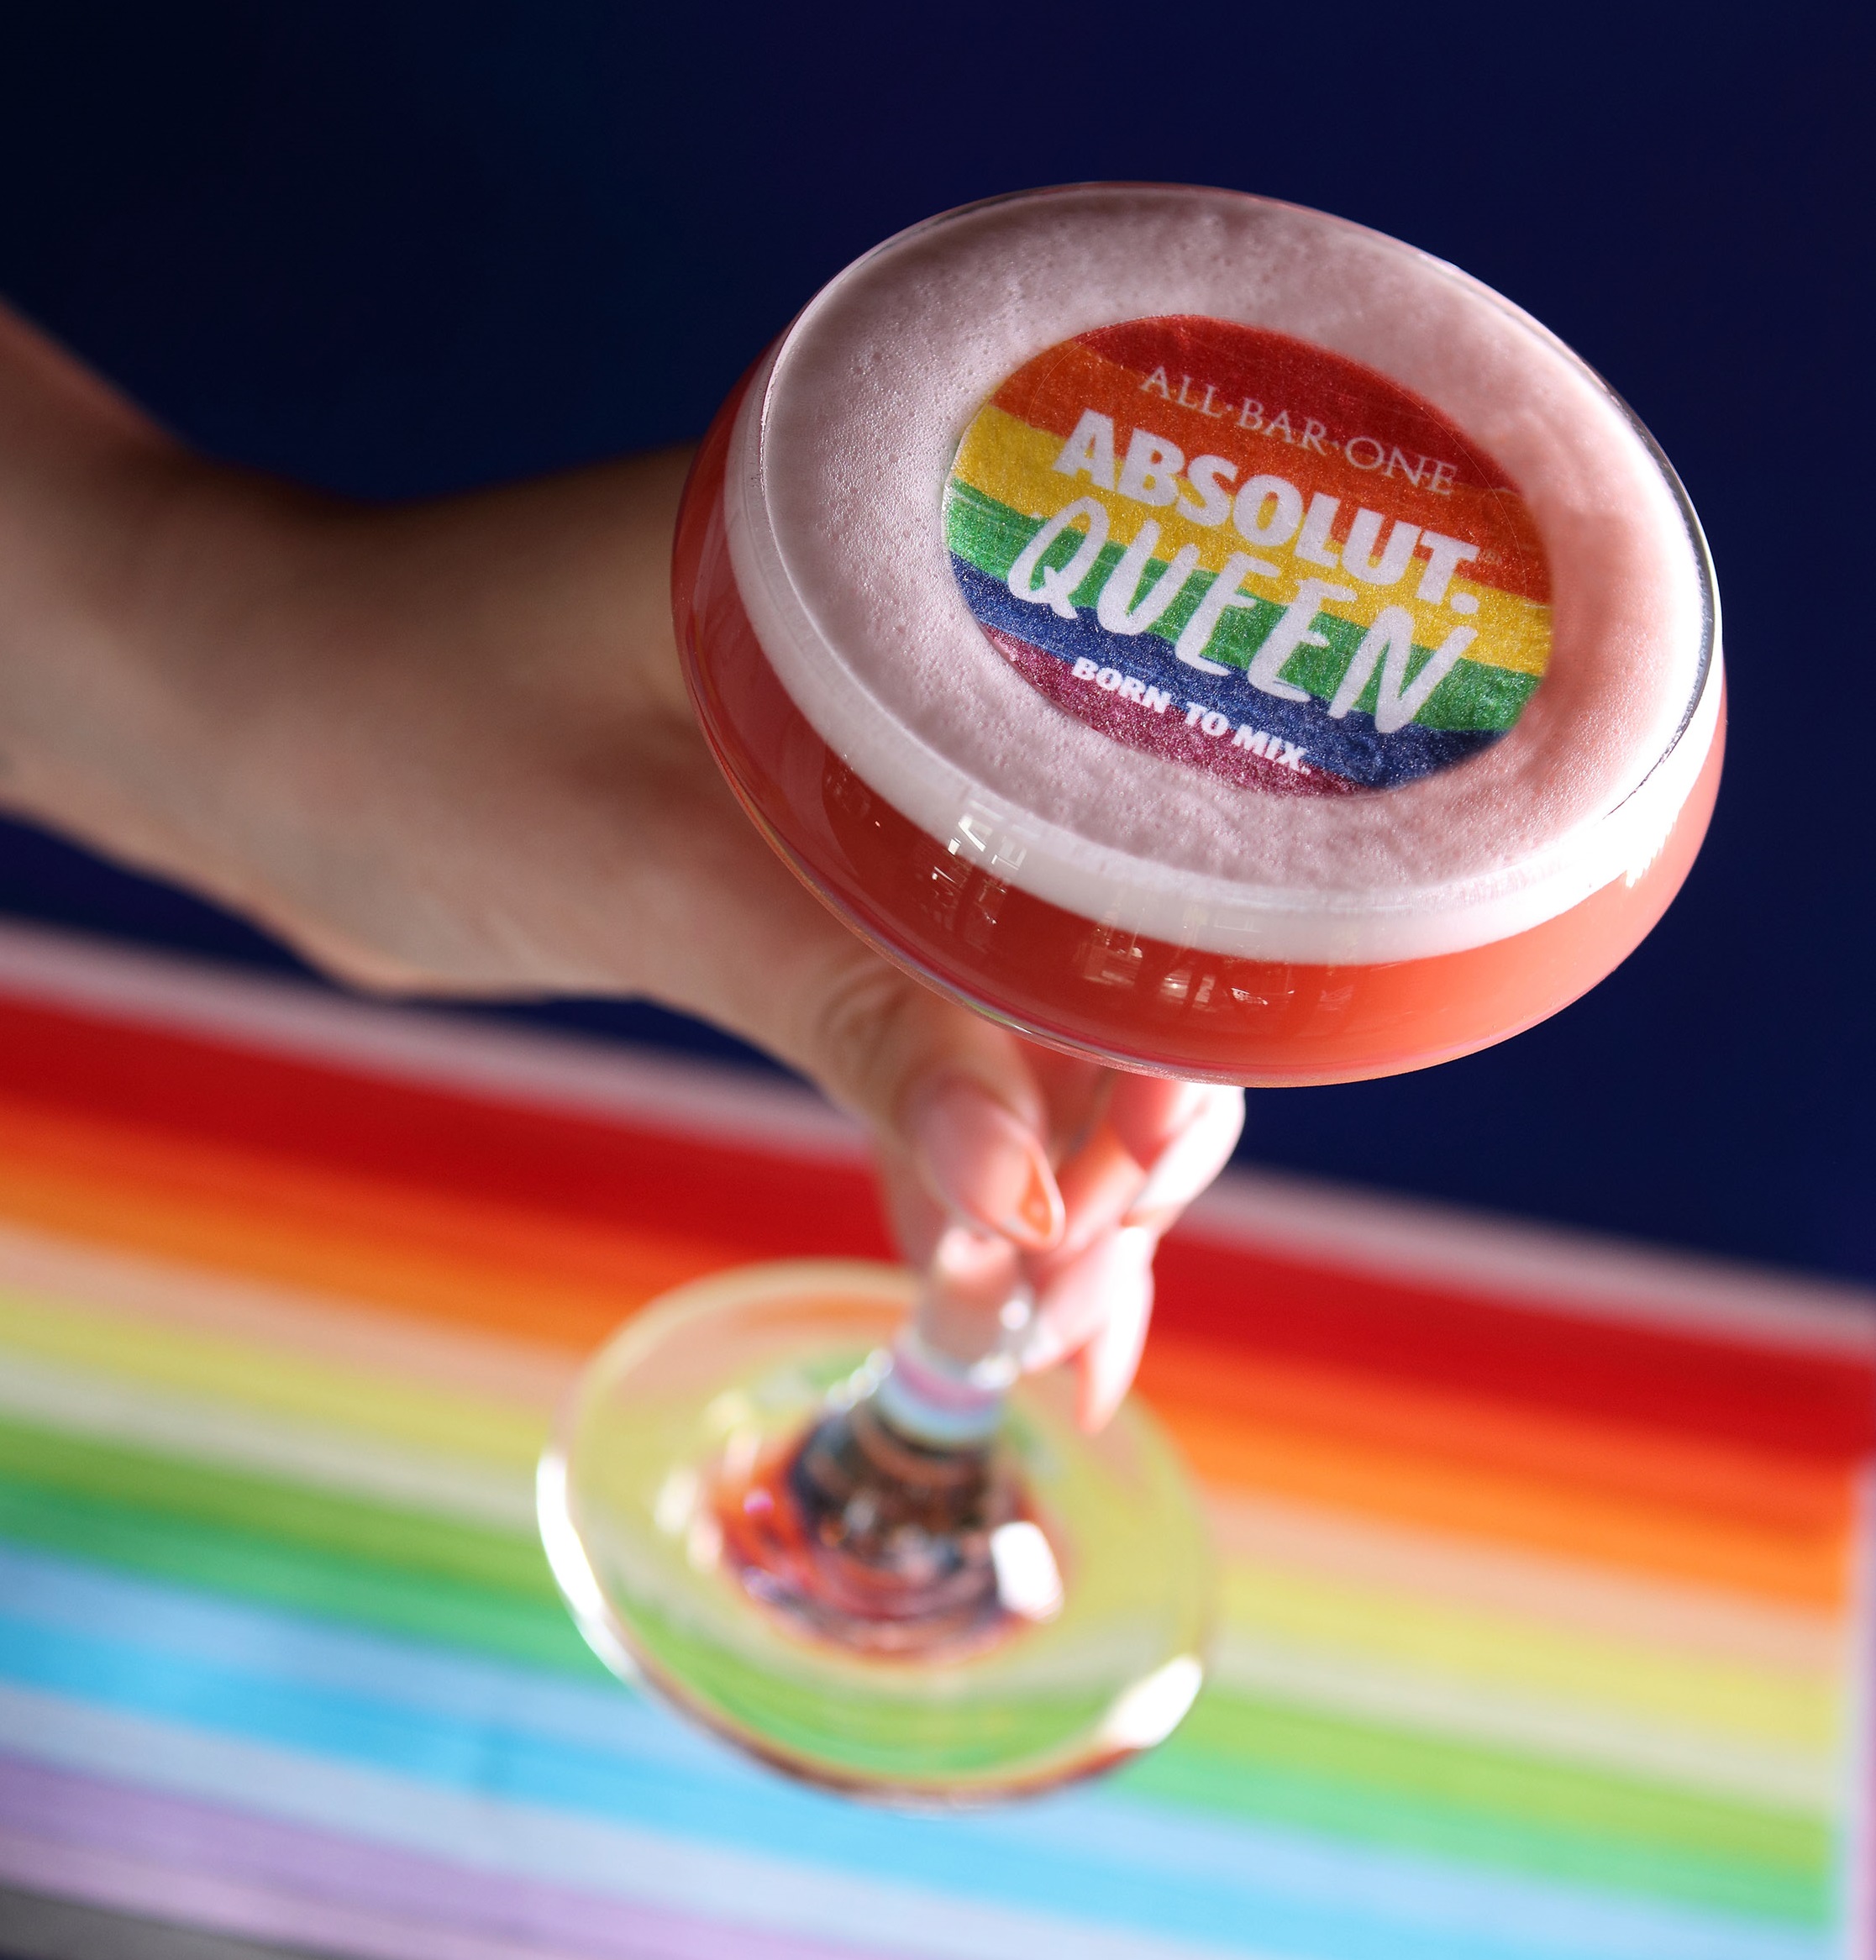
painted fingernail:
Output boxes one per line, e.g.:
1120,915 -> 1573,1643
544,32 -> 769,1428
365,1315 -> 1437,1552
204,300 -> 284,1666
1122,1087 -> 1245,1229
909,1079 -> 1064,1251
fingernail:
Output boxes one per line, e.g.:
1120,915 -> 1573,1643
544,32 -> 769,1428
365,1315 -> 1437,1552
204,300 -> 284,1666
910,1079 -> 1064,1251
1121,1087 -> 1245,1229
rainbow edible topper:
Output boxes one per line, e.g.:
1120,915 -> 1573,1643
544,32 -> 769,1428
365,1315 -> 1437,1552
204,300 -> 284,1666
945,317 -> 1553,795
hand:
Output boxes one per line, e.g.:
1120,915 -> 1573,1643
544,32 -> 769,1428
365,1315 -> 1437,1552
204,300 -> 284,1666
0,303 -> 1244,1421
879,1069 -> 1243,1427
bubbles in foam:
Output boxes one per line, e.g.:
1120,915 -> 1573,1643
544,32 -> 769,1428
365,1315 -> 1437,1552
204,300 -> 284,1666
726,187 -> 1718,964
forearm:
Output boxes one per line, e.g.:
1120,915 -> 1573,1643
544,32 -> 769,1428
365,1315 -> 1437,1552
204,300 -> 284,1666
0,303 -> 1245,1424
0,302 -> 261,882
0,301 -> 694,964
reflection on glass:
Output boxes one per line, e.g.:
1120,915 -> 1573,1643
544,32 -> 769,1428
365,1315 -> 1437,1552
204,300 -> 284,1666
541,1263 -> 1211,1802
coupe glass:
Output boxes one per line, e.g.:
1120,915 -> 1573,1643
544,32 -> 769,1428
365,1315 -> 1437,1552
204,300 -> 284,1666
539,186 -> 1721,1804
539,1260 -> 1211,1800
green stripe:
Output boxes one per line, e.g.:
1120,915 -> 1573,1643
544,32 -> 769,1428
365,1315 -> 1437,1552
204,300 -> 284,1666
0,1421 -> 594,1675
943,482 -> 1539,734
0,1416 -> 1834,1919
0,1418 -> 541,1593
947,481 -> 1048,584
1122,1691 -> 1832,1926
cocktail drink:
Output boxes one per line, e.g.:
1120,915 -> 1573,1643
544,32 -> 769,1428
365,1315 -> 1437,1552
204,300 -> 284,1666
540,186 -> 1721,1801
683,188 -> 1719,1082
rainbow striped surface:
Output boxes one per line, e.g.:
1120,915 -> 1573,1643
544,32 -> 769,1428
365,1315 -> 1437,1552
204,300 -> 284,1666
0,921 -> 1868,1960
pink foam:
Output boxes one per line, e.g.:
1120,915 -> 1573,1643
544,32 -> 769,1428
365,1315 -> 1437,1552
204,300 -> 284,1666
725,187 -> 1718,963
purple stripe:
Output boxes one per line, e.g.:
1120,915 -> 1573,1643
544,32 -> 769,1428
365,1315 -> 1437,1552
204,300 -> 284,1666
0,1752 -> 895,1960
0,1831 -> 549,1960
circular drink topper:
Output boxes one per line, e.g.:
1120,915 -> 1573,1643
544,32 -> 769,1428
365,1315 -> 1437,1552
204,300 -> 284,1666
943,316 -> 1553,796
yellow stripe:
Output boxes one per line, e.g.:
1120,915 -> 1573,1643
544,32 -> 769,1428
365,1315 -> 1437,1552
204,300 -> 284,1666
1216,1558 -> 1842,1754
0,1290 -> 544,1472
0,1218 -> 579,1411
2,1270 -> 1841,1747
954,406 -> 1550,678
1207,1490 -> 1848,1674
4,1282 -> 1832,1752
4,1279 -> 1834,1767
1207,1626 -> 1837,1810
0,1344 -> 539,1535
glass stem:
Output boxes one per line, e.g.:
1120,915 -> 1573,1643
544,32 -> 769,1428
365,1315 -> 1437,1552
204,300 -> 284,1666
875,1226 -> 1032,1449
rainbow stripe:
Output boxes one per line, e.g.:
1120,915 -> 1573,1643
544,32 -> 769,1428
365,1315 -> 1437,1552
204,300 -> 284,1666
0,922 -> 1868,1959
945,323 -> 1554,792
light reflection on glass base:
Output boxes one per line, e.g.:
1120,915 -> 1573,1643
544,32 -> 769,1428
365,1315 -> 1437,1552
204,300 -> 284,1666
538,1259 -> 1214,1805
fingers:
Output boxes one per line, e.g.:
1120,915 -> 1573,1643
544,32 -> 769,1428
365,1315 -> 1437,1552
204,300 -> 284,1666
1049,1117 -> 1150,1261
1022,1048 -> 1111,1163
874,1141 -> 949,1275
643,754 -> 1238,1433
775,955 -> 1069,1257
878,1063 -> 1240,1285
611,740 -> 1069,1249
793,962 -> 1064,1252
1033,1080 -> 1243,1282
917,1222 -> 1027,1369
1016,1223 -> 1159,1429
1105,1075 -> 1214,1166
1020,1080 -> 1244,1430
1075,1231 -> 1157,1432
1118,1083 -> 1244,1232
1021,1221 -> 1145,1370
903,1074 -> 1064,1252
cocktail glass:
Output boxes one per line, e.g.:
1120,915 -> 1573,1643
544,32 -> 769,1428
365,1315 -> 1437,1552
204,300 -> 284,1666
539,186 -> 1721,1803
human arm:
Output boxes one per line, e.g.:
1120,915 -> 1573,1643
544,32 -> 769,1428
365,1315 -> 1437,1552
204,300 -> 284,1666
0,302 -> 1243,1422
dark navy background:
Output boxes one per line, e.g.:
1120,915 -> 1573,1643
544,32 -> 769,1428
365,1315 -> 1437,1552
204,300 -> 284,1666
0,4 -> 1869,1280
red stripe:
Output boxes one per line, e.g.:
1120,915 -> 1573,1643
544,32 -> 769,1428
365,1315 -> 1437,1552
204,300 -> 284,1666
0,996 -> 893,1264
0,992 -> 1866,1458
1153,1232 -> 1876,1463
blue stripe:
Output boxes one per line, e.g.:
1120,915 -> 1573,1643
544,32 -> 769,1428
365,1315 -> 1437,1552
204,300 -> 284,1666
953,556 -> 1498,790
0,1542 -> 1831,1960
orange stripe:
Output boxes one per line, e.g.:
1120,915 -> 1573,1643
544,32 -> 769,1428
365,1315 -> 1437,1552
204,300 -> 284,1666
0,1097 -> 713,1350
991,339 -> 1549,603
0,1091 -> 1858,1605
1153,1391 -> 1852,1605
1138,1337 -> 1855,1538
1137,1337 -> 1859,1605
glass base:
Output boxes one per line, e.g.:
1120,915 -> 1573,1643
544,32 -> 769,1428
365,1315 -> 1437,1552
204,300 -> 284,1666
539,1260 -> 1214,1805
